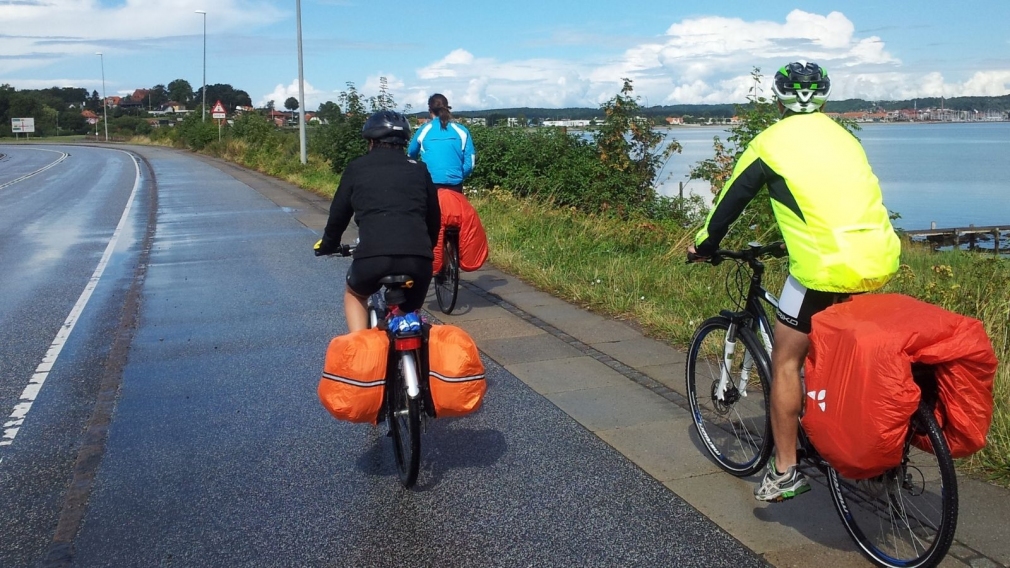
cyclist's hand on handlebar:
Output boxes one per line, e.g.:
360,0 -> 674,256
686,244 -> 709,264
313,238 -> 338,257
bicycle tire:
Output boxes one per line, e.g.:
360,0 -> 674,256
827,404 -> 957,568
434,232 -> 459,314
686,316 -> 773,476
387,352 -> 421,488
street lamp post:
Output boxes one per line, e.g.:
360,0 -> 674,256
96,52 -> 108,142
195,10 -> 207,122
295,0 -> 307,164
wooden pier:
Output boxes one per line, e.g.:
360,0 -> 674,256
903,223 -> 1008,254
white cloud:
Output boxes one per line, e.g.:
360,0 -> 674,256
0,0 -> 283,76
395,9 -> 1010,109
258,78 -> 325,111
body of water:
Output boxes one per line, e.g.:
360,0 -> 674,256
653,121 -> 1010,232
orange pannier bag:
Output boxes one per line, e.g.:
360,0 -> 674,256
317,328 -> 389,424
426,324 -> 487,417
802,293 -> 997,479
432,188 -> 488,273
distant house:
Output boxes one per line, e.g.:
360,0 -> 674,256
81,110 -> 99,124
666,116 -> 684,125
119,98 -> 143,111
105,95 -> 121,107
542,119 -> 591,128
131,88 -> 150,102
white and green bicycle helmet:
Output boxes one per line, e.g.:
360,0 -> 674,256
772,61 -> 831,113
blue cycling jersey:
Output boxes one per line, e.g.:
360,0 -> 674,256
407,119 -> 476,186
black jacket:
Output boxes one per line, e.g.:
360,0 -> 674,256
321,147 -> 441,259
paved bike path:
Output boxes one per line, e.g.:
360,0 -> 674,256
193,150 -> 1010,568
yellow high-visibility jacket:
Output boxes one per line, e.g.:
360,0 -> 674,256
695,112 -> 900,293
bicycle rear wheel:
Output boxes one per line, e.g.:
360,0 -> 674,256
387,353 -> 421,487
435,231 -> 459,314
686,316 -> 773,476
827,405 -> 958,568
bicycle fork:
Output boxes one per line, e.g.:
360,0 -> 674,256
715,322 -> 755,403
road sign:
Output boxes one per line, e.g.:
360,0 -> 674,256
11,117 -> 35,133
211,101 -> 227,119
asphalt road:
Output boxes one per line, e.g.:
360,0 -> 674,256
0,144 -> 766,567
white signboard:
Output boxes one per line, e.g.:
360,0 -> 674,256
11,117 -> 35,133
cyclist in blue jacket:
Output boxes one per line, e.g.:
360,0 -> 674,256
407,94 -> 476,192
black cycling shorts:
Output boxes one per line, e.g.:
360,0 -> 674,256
346,255 -> 433,313
775,275 -> 852,334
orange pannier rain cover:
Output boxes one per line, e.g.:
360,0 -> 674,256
432,188 -> 488,273
317,328 -> 389,424
803,294 -> 996,479
427,324 -> 487,417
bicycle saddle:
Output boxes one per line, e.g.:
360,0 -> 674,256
379,275 -> 415,288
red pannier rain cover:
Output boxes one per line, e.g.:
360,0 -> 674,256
432,188 -> 488,273
427,324 -> 487,418
317,328 -> 389,424
802,293 -> 996,479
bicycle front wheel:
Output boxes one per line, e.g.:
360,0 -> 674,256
827,405 -> 958,568
435,232 -> 459,314
387,354 -> 421,488
686,316 -> 773,476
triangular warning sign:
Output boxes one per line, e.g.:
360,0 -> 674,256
212,100 -> 226,114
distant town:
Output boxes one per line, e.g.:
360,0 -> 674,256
2,81 -> 1009,138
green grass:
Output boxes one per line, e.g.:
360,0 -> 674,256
470,189 -> 1010,485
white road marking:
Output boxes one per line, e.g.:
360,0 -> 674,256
0,149 -> 143,465
0,148 -> 70,190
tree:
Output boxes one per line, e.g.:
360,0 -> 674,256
370,76 -> 394,111
594,78 -> 682,210
316,101 -> 342,124
284,97 -> 299,112
314,82 -> 369,173
167,79 -> 193,105
149,85 -> 169,108
198,83 -> 253,111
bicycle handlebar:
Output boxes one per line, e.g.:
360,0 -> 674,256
691,241 -> 787,266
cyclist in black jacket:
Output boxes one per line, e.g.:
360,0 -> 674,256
314,110 -> 441,332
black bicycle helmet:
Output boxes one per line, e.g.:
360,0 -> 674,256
361,110 -> 411,145
772,61 -> 831,113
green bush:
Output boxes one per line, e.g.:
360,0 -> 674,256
176,112 -> 219,150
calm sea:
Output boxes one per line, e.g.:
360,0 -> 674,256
655,121 -> 1010,232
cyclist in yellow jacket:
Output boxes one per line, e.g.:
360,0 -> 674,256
688,61 -> 901,502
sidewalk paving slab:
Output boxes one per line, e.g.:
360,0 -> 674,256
505,356 -> 630,395
546,382 -> 680,432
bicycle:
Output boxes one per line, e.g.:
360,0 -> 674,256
434,226 -> 460,314
335,243 -> 430,488
685,241 -> 958,568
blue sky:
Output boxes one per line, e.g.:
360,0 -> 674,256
3,0 -> 1009,112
